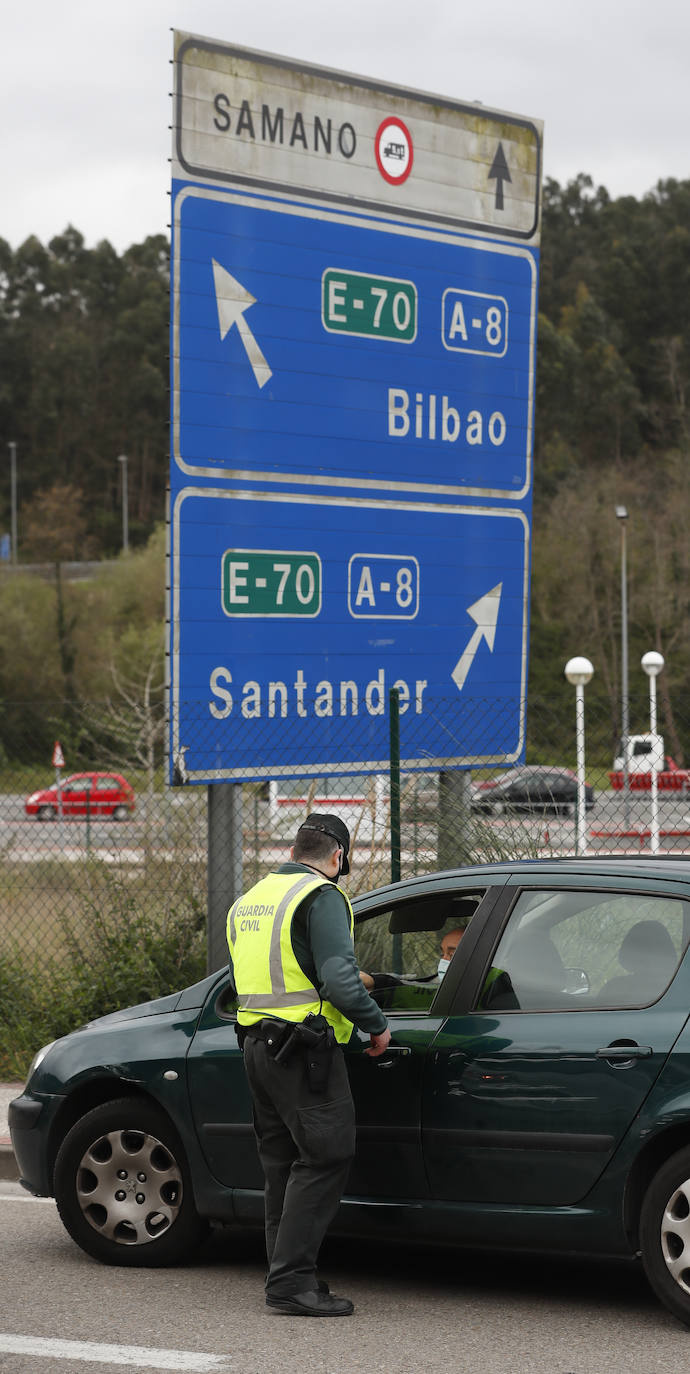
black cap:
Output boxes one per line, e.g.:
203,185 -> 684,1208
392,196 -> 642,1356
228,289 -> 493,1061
298,812 -> 351,875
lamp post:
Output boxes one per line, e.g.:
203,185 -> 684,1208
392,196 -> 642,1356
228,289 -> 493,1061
565,656 -> 594,856
8,441 -> 17,564
117,454 -> 129,554
615,505 -> 630,828
641,651 -> 664,855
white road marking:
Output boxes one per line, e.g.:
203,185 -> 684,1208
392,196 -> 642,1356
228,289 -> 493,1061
0,1335 -> 230,1370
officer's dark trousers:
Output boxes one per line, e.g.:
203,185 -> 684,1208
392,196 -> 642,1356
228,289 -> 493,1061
243,1035 -> 356,1297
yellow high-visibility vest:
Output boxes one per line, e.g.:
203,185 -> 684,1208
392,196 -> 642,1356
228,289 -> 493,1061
227,871 -> 355,1044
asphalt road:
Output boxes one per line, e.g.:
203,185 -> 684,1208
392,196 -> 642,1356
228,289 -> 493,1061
4,790 -> 690,860
0,791 -> 205,859
1,1181 -> 690,1374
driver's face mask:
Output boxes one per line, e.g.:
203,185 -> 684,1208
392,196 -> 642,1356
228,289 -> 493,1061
437,957 -> 451,978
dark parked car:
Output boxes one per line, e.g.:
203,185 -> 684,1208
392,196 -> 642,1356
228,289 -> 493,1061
11,857 -> 690,1325
25,772 -> 135,821
471,765 -> 595,816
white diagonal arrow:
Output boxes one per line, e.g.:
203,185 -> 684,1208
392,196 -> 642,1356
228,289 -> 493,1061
451,583 -> 503,693
212,260 -> 272,389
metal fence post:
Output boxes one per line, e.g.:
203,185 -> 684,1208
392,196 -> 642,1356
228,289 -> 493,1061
437,771 -> 473,870
389,688 -> 401,885
207,783 -> 243,974
389,688 -> 403,974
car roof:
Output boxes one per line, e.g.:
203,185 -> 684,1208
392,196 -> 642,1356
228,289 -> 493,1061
353,856 -> 690,905
67,771 -> 123,779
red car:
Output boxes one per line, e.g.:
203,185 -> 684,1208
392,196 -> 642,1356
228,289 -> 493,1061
25,772 -> 135,821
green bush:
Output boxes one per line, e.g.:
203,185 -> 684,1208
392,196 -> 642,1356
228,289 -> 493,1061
0,867 -> 206,1080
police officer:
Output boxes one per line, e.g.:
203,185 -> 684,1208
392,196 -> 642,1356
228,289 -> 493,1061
227,812 -> 390,1317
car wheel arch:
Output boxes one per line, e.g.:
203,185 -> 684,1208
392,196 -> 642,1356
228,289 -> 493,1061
47,1078 -> 169,1189
623,1123 -> 690,1249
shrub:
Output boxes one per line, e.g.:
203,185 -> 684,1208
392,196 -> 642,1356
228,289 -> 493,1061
0,865 -> 205,1079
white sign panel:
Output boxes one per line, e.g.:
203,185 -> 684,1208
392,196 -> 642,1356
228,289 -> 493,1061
173,34 -> 542,241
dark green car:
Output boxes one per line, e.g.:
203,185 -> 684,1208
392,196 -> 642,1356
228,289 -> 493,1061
11,857 -> 690,1326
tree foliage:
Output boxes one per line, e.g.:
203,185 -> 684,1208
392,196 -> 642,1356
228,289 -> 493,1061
0,528 -> 165,763
0,227 -> 168,555
528,175 -> 690,757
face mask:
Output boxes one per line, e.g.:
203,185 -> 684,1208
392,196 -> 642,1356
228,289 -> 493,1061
437,957 -> 450,978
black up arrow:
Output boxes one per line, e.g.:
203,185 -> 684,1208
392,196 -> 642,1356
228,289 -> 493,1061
488,142 -> 511,211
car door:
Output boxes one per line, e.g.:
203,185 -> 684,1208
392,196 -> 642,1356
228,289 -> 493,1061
184,876 -> 501,1200
186,975 -> 263,1189
518,770 -> 544,810
93,775 -> 118,815
343,880 -> 491,1199
545,772 -> 575,812
528,771 -> 561,811
60,777 -> 87,816
423,872 -> 690,1207
341,878 -> 508,1198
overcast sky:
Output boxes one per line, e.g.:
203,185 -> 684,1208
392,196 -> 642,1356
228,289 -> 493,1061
3,0 -> 689,253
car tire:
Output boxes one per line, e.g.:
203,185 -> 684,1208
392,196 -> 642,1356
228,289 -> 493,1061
111,806 -> 129,821
54,1097 -> 208,1267
639,1146 -> 690,1326
36,805 -> 56,821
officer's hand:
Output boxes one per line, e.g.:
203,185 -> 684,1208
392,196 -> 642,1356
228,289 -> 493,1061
364,1027 -> 392,1057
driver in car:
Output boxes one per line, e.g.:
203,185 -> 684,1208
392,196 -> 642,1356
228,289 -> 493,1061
437,927 -> 464,978
360,926 -> 465,991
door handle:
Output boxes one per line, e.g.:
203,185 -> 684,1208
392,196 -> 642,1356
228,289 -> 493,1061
374,1046 -> 412,1068
595,1044 -> 653,1062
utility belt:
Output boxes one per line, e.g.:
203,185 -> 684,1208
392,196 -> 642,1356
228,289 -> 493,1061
237,1014 -> 336,1093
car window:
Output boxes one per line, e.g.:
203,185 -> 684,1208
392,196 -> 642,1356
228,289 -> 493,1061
95,776 -> 115,791
547,775 -> 568,795
479,888 -> 689,1012
354,891 -> 484,1014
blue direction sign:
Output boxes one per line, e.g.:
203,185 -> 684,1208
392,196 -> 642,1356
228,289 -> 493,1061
171,184 -> 538,504
169,488 -> 529,783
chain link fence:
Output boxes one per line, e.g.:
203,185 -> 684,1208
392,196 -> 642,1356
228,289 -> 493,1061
3,691 -> 690,1074
3,695 -> 690,967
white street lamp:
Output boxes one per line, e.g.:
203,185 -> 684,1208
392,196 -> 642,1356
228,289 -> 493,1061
117,454 -> 129,554
565,656 -> 594,856
641,651 -> 665,855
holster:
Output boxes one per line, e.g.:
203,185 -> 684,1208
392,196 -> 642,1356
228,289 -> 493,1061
273,1013 -> 336,1093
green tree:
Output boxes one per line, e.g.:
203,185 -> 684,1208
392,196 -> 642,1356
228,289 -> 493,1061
0,230 -> 169,553
20,482 -> 96,715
